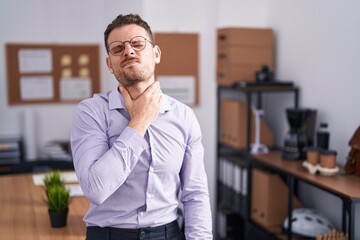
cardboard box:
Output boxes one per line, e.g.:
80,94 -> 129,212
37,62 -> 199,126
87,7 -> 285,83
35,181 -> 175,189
217,46 -> 273,65
216,27 -> 274,86
217,27 -> 273,48
217,64 -> 263,85
220,99 -> 274,149
251,168 -> 302,232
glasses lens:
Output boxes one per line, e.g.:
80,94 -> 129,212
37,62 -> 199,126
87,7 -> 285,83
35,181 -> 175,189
109,42 -> 125,55
130,36 -> 146,51
108,37 -> 150,56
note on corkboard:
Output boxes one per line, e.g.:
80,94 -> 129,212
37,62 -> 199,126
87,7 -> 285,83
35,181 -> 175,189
154,33 -> 199,106
6,43 -> 100,105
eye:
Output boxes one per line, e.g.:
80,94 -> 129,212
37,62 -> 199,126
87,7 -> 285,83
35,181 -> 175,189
110,43 -> 124,54
132,41 -> 145,49
131,38 -> 146,50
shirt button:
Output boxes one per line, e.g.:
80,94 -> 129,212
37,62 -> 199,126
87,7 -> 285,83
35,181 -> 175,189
147,194 -> 153,199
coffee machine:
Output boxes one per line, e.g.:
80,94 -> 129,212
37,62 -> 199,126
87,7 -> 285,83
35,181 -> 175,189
282,108 -> 317,160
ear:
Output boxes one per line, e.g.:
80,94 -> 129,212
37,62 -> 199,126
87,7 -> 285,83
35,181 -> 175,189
106,56 -> 114,74
153,45 -> 161,64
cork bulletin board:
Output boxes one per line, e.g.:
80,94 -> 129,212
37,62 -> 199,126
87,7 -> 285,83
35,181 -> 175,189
154,33 -> 199,106
6,43 -> 100,105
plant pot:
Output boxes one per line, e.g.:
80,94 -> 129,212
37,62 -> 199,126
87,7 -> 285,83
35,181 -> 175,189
48,208 -> 68,228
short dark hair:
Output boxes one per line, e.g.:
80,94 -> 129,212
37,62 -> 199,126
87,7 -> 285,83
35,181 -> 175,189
104,13 -> 154,54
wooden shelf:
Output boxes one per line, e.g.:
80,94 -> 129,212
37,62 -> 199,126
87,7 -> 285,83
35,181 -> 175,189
250,151 -> 360,199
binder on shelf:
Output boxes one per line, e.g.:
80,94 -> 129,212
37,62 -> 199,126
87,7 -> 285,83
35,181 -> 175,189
233,164 -> 242,194
0,151 -> 21,158
0,136 -> 24,164
219,157 -> 225,184
226,160 -> 234,188
241,168 -> 248,196
217,211 -> 226,239
218,156 -> 248,196
217,210 -> 244,239
0,142 -> 19,151
220,99 -> 274,150
251,168 -> 302,232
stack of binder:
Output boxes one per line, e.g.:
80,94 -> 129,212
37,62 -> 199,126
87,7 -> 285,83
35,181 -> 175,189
219,156 -> 248,196
0,136 -> 23,165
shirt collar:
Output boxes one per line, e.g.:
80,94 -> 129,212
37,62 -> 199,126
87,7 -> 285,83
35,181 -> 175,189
108,87 -> 171,113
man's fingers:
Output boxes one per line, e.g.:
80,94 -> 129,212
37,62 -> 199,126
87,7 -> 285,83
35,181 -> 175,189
158,93 -> 163,104
144,81 -> 160,96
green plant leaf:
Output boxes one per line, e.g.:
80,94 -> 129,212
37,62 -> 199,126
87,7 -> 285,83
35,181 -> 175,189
43,170 -> 64,190
46,184 -> 70,212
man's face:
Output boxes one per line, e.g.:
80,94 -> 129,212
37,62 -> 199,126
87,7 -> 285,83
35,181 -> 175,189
106,24 -> 161,87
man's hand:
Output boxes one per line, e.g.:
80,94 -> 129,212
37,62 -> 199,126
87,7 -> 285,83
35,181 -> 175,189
120,81 -> 163,137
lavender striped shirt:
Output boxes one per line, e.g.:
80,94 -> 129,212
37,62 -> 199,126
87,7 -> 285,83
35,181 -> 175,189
70,88 -> 212,239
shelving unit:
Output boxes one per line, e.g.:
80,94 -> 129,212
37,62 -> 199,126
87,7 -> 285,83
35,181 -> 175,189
216,85 -> 360,240
216,84 -> 299,240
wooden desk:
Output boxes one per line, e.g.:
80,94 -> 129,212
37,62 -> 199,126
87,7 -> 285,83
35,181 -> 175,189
251,151 -> 360,240
0,173 -> 89,240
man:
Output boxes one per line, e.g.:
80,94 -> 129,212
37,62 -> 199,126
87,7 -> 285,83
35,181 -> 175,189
70,13 -> 212,240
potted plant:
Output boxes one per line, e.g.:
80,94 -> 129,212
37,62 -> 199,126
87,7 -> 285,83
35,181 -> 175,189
44,171 -> 70,228
43,170 -> 64,191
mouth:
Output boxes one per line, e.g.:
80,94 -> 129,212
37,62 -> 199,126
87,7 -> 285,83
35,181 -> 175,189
122,58 -> 139,68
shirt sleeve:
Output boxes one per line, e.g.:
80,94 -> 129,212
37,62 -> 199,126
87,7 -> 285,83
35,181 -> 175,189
180,110 -> 213,239
70,99 -> 148,205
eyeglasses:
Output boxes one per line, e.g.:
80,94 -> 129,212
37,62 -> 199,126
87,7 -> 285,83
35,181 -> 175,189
108,36 -> 154,56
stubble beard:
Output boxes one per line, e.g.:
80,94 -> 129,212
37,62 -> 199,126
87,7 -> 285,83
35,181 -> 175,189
119,73 -> 143,87
115,66 -> 154,88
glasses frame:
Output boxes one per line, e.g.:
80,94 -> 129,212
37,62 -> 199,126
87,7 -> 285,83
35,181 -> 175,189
108,36 -> 154,56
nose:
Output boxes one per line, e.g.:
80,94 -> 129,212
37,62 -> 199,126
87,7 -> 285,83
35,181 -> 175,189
123,42 -> 135,56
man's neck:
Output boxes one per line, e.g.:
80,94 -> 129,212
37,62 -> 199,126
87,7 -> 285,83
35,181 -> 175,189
121,80 -> 155,100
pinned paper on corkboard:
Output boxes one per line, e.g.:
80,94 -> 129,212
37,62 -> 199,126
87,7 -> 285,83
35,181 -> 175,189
154,33 -> 199,106
6,43 -> 100,105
